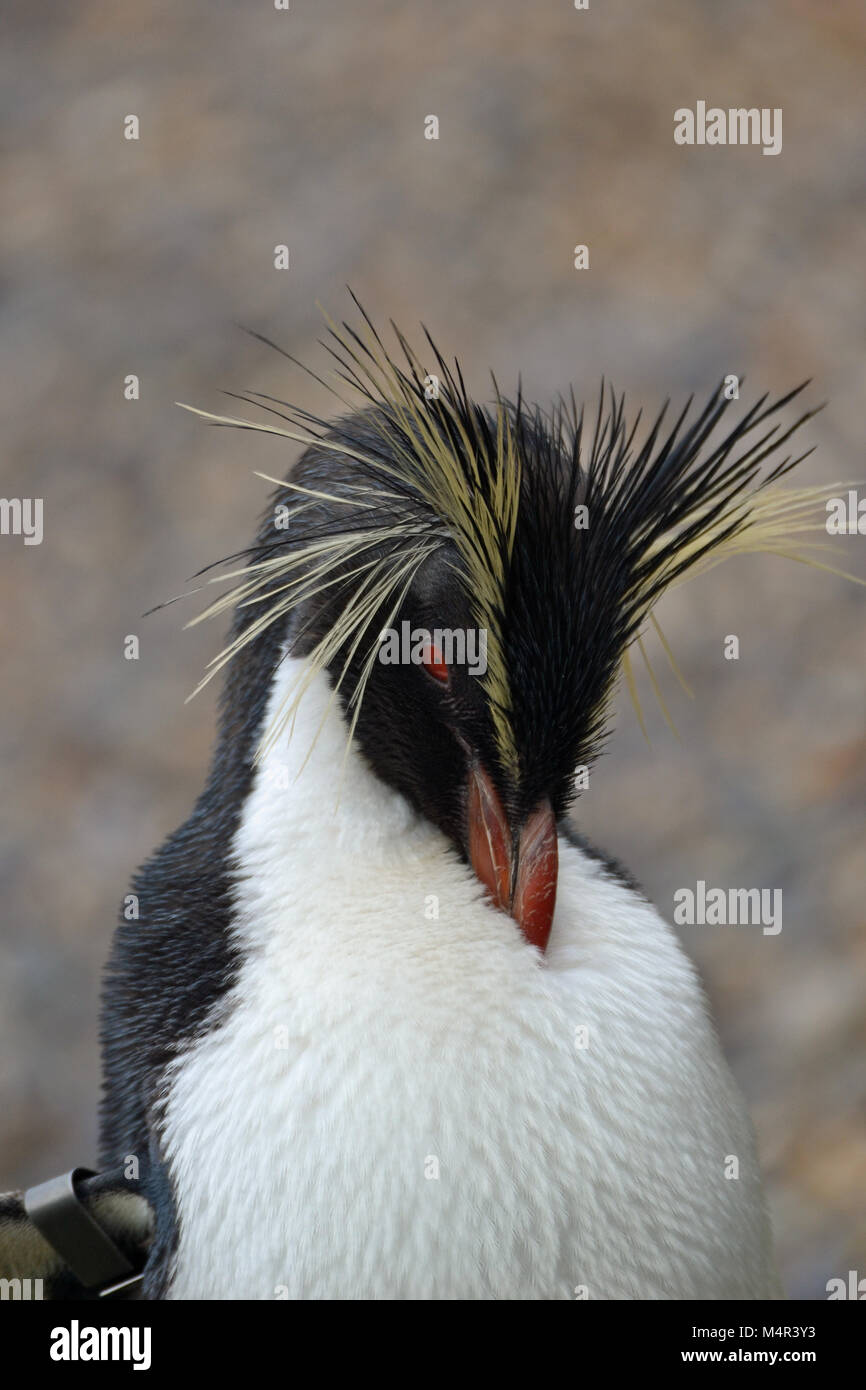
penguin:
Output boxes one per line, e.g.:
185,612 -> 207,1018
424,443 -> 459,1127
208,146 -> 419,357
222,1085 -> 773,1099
96,305 -> 833,1301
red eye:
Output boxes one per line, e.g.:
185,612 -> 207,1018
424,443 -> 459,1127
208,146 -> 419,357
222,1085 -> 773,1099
422,643 -> 450,685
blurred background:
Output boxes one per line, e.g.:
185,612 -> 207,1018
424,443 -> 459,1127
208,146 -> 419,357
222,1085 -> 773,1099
1,0 -> 864,1299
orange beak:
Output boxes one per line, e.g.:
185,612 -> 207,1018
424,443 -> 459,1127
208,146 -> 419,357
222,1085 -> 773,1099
467,766 -> 558,952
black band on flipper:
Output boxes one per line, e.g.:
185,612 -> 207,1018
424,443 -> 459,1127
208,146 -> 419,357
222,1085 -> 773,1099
24,1167 -> 142,1296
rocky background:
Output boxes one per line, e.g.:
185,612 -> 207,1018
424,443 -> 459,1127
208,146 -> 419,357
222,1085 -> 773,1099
1,0 -> 863,1299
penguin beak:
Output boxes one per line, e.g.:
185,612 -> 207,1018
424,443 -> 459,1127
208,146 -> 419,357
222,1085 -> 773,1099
467,766 -> 558,953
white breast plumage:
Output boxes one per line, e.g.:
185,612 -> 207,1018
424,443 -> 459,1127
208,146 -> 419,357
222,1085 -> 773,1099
160,655 -> 780,1300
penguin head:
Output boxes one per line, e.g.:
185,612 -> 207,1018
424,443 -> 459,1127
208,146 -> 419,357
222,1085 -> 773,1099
184,305 -> 823,953
276,403 -> 621,953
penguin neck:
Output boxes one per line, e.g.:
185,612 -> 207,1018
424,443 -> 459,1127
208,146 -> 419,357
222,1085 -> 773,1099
234,652 -> 431,864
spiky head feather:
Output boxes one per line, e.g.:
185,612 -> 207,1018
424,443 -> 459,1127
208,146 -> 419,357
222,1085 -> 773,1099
176,298 -> 853,808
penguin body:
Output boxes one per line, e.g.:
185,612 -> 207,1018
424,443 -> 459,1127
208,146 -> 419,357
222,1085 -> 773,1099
156,657 -> 777,1300
100,315 -> 824,1299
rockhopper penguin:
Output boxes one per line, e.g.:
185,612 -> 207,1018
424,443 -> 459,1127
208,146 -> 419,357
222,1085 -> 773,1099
99,306 -> 832,1299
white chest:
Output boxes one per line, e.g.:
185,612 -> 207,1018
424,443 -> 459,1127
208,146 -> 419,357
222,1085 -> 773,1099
160,662 -> 779,1300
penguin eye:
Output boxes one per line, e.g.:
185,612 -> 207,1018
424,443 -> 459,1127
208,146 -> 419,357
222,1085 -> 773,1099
422,642 -> 450,686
